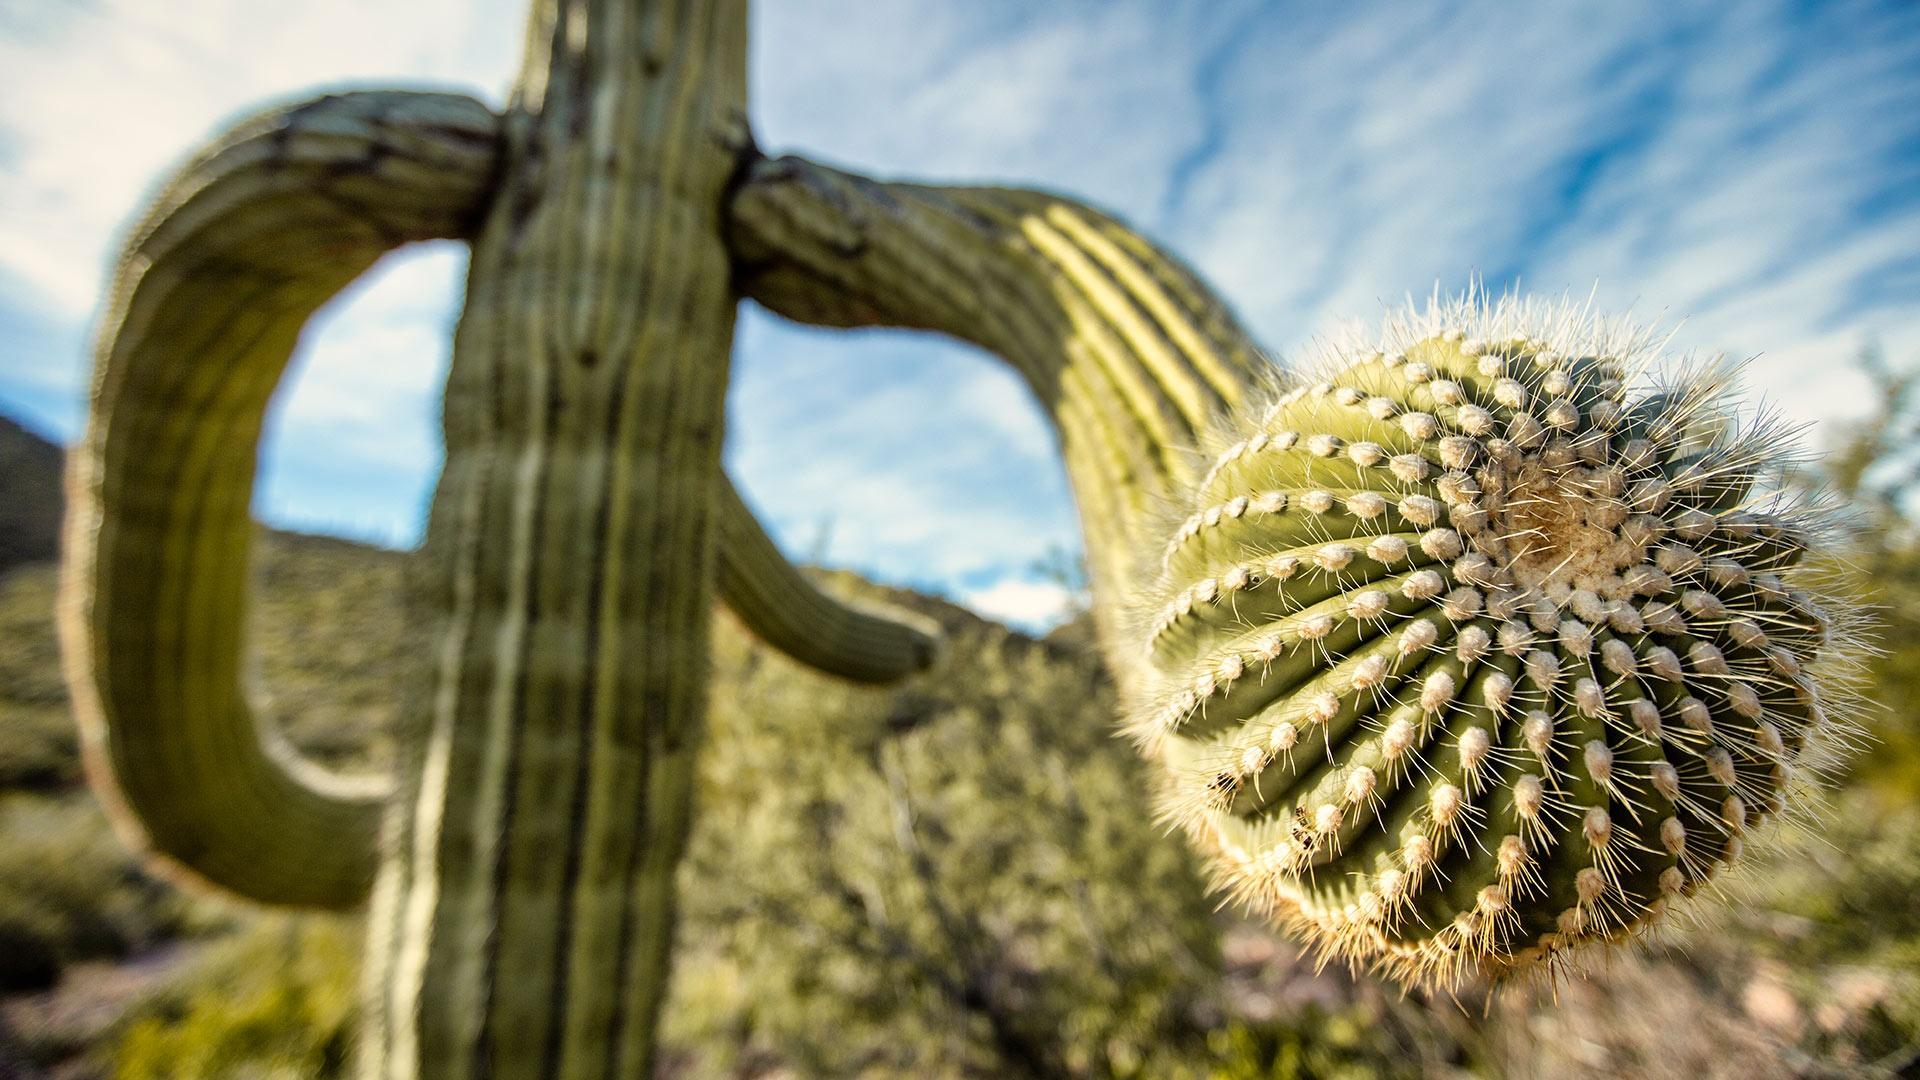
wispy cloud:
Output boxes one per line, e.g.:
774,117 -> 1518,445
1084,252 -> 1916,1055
959,577 -> 1085,633
1159,1 -> 1920,418
1,0 -> 1915,628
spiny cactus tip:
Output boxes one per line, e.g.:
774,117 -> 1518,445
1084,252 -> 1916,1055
1127,293 -> 1866,990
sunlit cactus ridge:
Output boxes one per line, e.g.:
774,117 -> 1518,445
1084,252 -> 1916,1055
1128,296 -> 1864,988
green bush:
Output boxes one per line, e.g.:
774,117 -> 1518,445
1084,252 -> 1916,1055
0,566 -> 82,792
1741,799 -> 1920,1070
0,885 -> 65,991
1200,1011 -> 1422,1080
666,591 -> 1225,1077
112,917 -> 361,1080
0,795 -> 194,986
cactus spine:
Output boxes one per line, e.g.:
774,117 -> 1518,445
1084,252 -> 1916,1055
1128,297 -> 1860,986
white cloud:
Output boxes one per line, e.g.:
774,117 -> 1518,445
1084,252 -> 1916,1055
0,0 -> 518,314
724,309 -> 1080,586
271,246 -> 468,466
1157,1 -> 1920,429
959,577 -> 1083,633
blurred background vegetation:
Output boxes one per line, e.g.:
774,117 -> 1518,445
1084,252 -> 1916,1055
0,351 -> 1916,1078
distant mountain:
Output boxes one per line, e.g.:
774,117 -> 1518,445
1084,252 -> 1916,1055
0,416 -> 65,576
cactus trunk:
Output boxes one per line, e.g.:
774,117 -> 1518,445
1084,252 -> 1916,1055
358,1 -> 745,1075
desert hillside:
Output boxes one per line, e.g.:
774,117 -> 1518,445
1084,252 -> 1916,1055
0,416 -> 65,576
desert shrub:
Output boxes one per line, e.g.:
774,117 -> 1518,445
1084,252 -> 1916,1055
1822,348 -> 1920,805
0,566 -> 81,791
112,917 -> 361,1080
247,533 -> 414,772
0,795 -> 194,987
664,589 -> 1225,1077
1739,798 -> 1920,1071
1196,1009 -> 1428,1080
0,885 -> 66,992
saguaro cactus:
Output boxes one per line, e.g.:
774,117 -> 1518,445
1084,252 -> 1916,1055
59,0 -> 1858,1072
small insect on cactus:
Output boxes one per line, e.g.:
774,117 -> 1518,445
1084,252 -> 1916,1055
1130,297 -> 1863,988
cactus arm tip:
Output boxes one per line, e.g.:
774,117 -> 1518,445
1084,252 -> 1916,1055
716,475 -> 942,683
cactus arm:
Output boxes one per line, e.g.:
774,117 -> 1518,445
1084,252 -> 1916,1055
725,155 -> 1270,678
716,478 -> 941,683
58,90 -> 504,910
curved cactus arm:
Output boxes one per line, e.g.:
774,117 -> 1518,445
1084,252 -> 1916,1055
59,89 -> 504,909
717,478 -> 942,683
725,153 -> 1269,678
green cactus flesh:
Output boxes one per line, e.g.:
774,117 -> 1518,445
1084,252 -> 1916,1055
1131,302 -> 1854,988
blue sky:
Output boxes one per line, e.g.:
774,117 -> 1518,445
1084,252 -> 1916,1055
2,0 -> 1917,627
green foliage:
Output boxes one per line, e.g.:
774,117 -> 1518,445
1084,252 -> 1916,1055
0,415 -> 65,576
1199,1010 -> 1423,1080
237,533 -> 414,773
667,584 -> 1225,1076
112,918 -> 360,1080
1823,346 -> 1920,803
2,377 -> 1919,1076
0,890 -> 64,993
1739,800 -> 1920,1068
0,795 -> 192,991
0,566 -> 80,791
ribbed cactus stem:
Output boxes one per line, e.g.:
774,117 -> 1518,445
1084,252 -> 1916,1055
60,1 -> 957,1070
1129,297 -> 1859,986
354,1 -> 748,1073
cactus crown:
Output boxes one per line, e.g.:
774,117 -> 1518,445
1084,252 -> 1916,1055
1129,294 -> 1865,989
